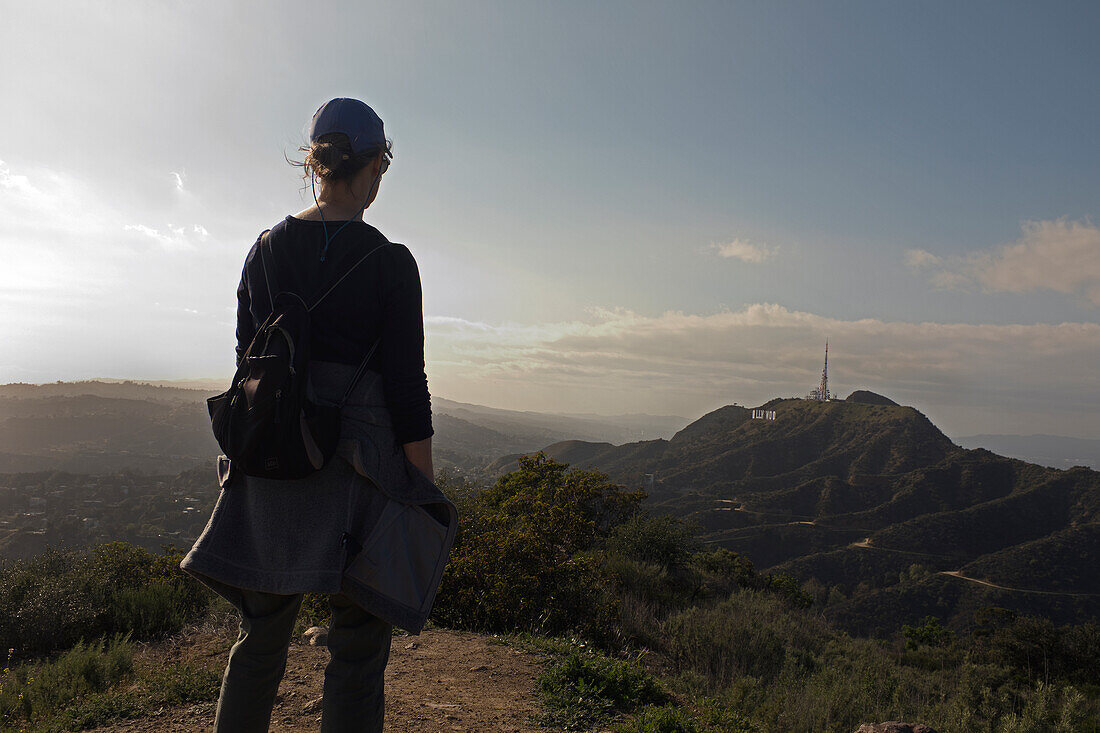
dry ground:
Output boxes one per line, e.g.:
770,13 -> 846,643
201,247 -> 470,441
86,625 -> 549,733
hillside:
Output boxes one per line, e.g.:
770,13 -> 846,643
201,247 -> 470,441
0,382 -> 686,478
4,463 -> 1096,732
0,394 -> 217,474
515,395 -> 1100,633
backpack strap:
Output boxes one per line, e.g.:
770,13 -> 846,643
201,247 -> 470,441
338,338 -> 382,408
259,227 -> 387,406
308,239 -> 390,406
308,242 -> 390,312
257,229 -> 276,311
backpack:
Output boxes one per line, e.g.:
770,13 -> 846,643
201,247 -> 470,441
207,229 -> 387,480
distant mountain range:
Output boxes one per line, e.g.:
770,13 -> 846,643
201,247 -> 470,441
955,433 -> 1100,471
0,381 -> 686,477
4,380 -> 1097,634
507,391 -> 1100,634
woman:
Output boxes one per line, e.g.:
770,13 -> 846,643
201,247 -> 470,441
182,98 -> 456,733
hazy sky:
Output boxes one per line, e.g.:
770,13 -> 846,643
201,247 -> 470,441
2,1 -> 1098,438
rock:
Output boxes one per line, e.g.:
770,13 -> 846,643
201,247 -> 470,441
854,723 -> 939,733
302,626 -> 329,646
302,697 -> 323,714
405,641 -> 419,649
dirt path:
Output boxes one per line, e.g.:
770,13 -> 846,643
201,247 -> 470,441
938,570 -> 1100,598
88,628 -> 549,733
848,537 -> 952,558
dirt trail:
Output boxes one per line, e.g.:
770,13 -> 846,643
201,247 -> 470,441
938,570 -> 1100,598
848,537 -> 951,558
88,628 -> 548,733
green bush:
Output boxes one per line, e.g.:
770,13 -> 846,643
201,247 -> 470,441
761,573 -> 813,610
433,453 -> 642,640
998,681 -> 1090,733
615,704 -> 701,733
608,515 -> 699,571
537,650 -> 668,731
689,548 -> 758,594
661,591 -> 826,689
0,635 -> 220,731
0,635 -> 134,727
902,616 -> 954,650
693,697 -> 763,733
0,543 -> 212,658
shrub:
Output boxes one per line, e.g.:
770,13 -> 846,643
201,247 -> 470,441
608,515 -> 699,571
0,543 -> 213,658
537,650 -> 667,731
690,548 -> 758,594
615,704 -> 701,733
998,681 -> 1090,733
433,453 -> 642,640
661,591 -> 827,689
902,616 -> 954,650
0,635 -> 134,727
761,573 -> 813,610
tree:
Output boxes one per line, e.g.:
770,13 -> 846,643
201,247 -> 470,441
433,453 -> 644,635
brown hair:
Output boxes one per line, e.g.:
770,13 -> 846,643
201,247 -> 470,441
289,132 -> 393,184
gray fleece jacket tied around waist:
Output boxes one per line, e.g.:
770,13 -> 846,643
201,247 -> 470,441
181,361 -> 458,634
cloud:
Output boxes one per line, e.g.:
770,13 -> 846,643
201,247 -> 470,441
907,218 -> 1100,305
123,222 -> 210,250
710,239 -> 776,263
0,159 -> 34,196
0,160 -> 244,382
425,304 -> 1100,435
904,248 -> 941,269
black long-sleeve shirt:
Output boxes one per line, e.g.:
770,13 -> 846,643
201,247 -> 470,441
235,215 -> 433,444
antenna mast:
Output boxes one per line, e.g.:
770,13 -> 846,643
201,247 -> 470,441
807,340 -> 831,401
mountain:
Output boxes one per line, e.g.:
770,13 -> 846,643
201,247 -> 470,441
506,394 -> 1100,634
955,433 -> 1100,471
0,393 -> 218,474
0,382 -> 688,477
433,396 -> 685,443
0,380 -> 212,403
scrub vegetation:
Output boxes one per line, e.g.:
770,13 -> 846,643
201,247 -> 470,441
432,454 -> 1100,733
0,454 -> 1097,731
0,543 -> 221,731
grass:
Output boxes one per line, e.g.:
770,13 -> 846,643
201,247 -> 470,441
0,626 -> 222,732
522,634 -> 768,733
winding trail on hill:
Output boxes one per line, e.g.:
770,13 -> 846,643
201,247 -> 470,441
938,570 -> 1100,598
700,520 -> 869,546
87,628 -> 548,733
848,537 -> 954,558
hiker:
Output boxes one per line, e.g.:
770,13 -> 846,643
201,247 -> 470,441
182,98 -> 455,733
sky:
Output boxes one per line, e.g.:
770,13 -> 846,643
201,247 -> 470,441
1,0 -> 1098,439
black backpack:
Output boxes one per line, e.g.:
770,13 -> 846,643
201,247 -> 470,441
207,229 -> 387,480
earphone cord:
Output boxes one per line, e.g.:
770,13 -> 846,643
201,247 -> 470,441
311,174 -> 331,261
313,168 -> 385,263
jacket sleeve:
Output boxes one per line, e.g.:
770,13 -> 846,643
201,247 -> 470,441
234,243 -> 259,367
380,245 -> 434,444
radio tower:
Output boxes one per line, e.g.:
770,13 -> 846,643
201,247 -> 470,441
807,341 -> 831,401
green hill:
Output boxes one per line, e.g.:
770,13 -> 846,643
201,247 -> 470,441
512,396 -> 1100,633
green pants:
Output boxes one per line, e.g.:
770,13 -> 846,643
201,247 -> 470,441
214,590 -> 393,733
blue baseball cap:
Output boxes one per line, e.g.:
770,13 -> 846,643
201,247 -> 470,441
309,98 -> 386,154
